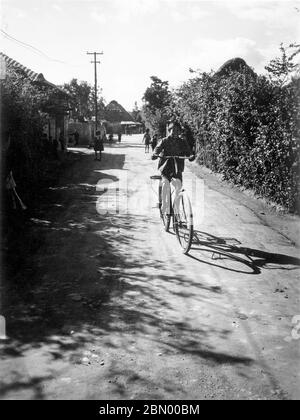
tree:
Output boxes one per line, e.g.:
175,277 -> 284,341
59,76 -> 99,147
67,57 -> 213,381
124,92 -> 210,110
63,79 -> 93,120
141,76 -> 171,135
143,76 -> 171,111
265,43 -> 300,85
90,87 -> 106,121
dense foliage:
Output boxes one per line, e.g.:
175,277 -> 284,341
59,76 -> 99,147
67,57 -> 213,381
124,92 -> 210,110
1,67 -> 67,210
142,46 -> 300,212
141,76 -> 172,136
63,78 -> 105,121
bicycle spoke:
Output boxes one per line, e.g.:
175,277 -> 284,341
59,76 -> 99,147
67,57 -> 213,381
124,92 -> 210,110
174,192 -> 194,254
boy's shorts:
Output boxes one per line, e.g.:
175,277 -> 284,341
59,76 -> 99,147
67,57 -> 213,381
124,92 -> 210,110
162,172 -> 183,183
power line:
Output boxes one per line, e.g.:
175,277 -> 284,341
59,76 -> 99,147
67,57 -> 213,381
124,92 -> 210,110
1,29 -> 67,64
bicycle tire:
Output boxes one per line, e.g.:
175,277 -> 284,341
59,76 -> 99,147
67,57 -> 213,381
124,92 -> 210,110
173,190 -> 194,254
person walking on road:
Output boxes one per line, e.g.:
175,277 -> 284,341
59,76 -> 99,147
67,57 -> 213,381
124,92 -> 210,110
94,130 -> 104,161
89,122 -> 106,149
143,128 -> 151,153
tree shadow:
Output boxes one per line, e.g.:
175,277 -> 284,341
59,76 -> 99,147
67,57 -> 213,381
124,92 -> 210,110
0,208 -> 255,399
0,375 -> 53,400
188,230 -> 300,275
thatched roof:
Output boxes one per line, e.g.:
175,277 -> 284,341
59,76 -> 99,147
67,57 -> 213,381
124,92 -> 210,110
214,57 -> 256,79
105,100 -> 134,122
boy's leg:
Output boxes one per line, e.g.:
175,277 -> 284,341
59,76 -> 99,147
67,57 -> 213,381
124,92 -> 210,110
161,176 -> 171,215
171,177 -> 182,216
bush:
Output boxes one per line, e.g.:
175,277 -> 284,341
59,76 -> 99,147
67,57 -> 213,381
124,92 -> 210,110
171,69 -> 300,211
1,68 -> 56,205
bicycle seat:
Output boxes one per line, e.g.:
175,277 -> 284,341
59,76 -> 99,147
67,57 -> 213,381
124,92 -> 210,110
150,175 -> 162,180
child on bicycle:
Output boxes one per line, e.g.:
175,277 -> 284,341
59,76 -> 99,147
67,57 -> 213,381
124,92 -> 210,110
151,120 -> 195,216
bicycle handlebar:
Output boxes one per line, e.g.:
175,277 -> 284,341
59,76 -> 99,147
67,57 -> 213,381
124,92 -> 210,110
153,155 -> 192,159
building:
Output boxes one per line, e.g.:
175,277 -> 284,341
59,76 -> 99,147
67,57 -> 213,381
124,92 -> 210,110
104,100 -> 142,134
0,52 -> 71,141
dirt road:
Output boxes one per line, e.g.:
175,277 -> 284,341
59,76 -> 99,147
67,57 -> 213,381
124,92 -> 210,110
1,134 -> 300,400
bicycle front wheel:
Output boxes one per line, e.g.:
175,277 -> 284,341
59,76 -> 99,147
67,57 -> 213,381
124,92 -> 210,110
173,190 -> 194,254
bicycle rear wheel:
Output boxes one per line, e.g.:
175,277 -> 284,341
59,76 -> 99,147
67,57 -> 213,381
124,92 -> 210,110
173,190 -> 194,254
159,184 -> 171,232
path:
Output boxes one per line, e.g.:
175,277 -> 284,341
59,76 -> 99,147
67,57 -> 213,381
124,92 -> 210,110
1,135 -> 299,400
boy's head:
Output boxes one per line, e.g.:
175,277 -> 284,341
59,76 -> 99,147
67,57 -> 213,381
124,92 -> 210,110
167,120 -> 181,137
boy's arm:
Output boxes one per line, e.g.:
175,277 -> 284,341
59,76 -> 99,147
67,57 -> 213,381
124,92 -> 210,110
152,138 -> 165,160
182,138 -> 195,161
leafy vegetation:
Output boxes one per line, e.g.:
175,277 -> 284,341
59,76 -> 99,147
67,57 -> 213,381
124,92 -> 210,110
63,78 -> 105,121
1,66 -> 71,219
141,45 -> 300,212
141,76 -> 172,136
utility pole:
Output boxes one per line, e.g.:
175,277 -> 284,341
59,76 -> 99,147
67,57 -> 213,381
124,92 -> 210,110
86,51 -> 103,133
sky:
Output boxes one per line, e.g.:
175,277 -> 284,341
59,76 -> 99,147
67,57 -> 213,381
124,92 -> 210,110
1,0 -> 300,111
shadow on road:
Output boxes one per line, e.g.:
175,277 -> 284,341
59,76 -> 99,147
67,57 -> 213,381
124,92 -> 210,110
5,146 -> 294,399
189,230 -> 300,275
0,149 -> 256,399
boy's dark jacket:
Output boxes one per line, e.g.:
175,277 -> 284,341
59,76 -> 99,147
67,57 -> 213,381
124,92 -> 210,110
152,135 -> 194,178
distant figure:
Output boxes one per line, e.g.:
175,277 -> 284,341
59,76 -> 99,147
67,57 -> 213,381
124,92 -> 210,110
118,132 -> 122,143
151,134 -> 158,151
143,128 -> 151,153
94,130 -> 104,161
90,122 -> 106,148
109,133 -> 113,142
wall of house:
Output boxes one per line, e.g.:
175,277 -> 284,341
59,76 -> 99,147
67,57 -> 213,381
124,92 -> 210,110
68,121 -> 95,145
106,122 -> 122,134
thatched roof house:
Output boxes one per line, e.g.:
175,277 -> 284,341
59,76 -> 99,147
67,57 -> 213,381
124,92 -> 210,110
213,57 -> 256,79
105,100 -> 134,123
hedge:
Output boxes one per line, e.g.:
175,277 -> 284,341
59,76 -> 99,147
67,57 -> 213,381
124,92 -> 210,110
170,69 -> 300,211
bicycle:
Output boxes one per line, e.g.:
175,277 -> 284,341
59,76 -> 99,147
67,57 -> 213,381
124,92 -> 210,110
150,156 -> 194,254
